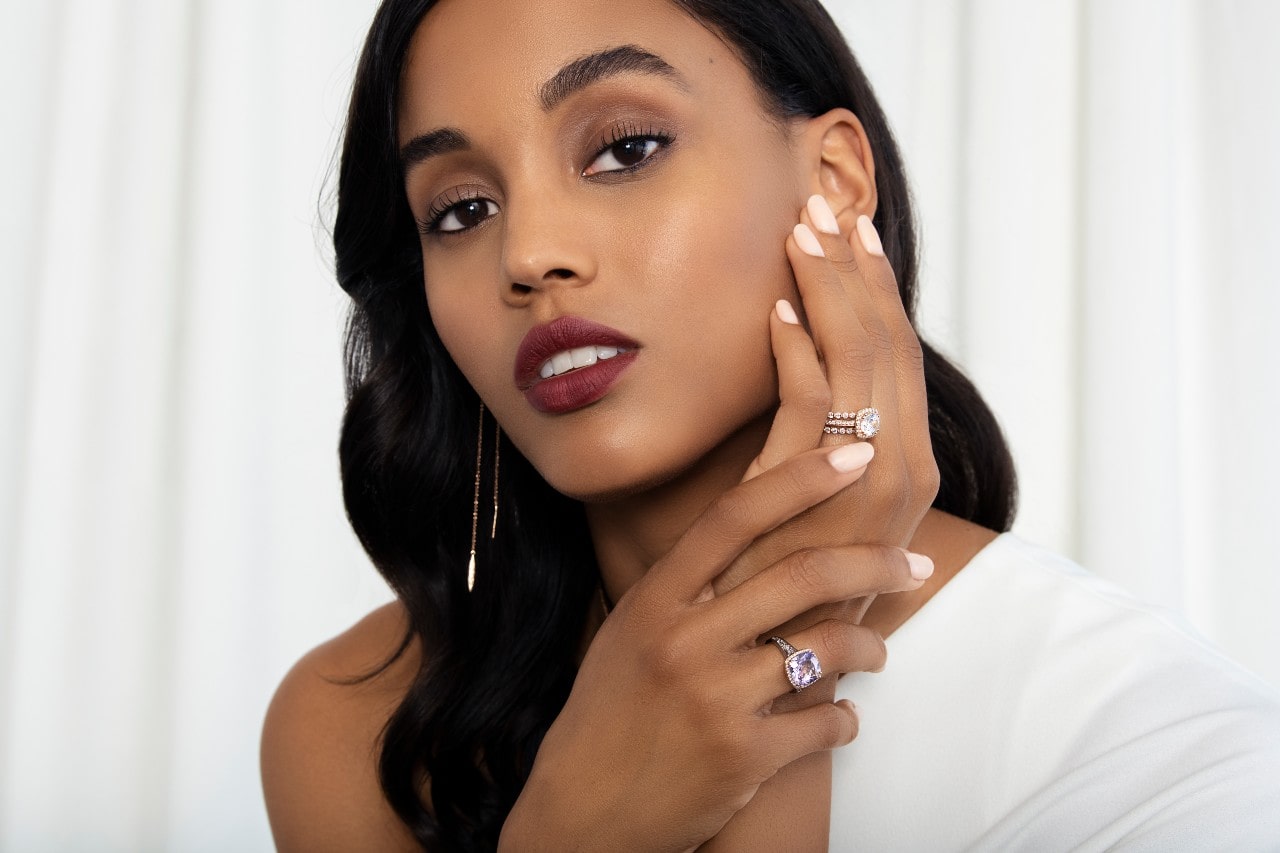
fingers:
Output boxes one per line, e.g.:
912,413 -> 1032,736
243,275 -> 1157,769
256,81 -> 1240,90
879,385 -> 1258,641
708,544 -> 932,645
646,443 -> 875,604
787,196 -> 938,529
741,300 -> 830,481
759,698 -> 860,771
788,208 -> 888,422
745,196 -> 924,484
849,214 -> 932,469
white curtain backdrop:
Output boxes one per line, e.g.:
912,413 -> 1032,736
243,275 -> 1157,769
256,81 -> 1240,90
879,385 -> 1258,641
1,1 -> 1276,850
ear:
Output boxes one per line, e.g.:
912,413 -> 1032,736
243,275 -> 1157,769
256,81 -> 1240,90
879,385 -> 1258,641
797,108 -> 877,231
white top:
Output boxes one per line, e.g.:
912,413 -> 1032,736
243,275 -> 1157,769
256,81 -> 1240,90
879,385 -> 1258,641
831,535 -> 1280,851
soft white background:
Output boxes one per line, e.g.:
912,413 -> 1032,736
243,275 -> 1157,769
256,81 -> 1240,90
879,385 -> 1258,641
1,1 -> 1276,850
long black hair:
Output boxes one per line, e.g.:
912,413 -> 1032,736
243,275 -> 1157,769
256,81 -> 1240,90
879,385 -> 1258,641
334,1 -> 1017,848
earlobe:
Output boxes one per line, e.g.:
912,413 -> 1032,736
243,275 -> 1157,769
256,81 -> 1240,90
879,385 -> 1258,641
802,109 -> 877,229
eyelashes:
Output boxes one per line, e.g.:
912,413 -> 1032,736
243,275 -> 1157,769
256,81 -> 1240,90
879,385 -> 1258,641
415,122 -> 675,237
418,187 -> 495,235
583,122 -> 674,177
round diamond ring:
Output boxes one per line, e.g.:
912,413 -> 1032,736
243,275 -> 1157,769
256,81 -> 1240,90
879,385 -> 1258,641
824,407 -> 880,439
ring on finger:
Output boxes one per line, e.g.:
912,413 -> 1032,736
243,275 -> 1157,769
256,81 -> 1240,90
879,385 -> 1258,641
768,636 -> 823,692
824,408 -> 880,439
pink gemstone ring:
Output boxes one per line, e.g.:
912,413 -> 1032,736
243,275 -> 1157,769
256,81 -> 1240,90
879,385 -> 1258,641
768,636 -> 823,692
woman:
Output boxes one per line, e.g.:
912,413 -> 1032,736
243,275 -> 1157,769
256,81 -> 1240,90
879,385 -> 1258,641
261,0 -> 1280,849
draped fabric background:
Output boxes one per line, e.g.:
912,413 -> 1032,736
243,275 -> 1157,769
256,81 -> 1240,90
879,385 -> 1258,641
2,1 -> 1276,849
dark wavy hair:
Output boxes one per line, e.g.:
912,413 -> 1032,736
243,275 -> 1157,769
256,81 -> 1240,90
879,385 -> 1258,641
334,0 -> 1017,848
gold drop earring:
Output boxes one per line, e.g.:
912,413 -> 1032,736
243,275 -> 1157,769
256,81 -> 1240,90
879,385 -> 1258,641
468,400 -> 501,592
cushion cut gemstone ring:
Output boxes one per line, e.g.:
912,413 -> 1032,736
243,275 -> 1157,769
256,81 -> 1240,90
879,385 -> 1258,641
768,636 -> 823,692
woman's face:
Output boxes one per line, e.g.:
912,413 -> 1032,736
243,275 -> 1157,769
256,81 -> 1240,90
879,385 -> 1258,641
399,0 -> 809,501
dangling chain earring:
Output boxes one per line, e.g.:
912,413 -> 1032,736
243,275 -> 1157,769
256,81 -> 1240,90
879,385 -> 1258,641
468,400 -> 500,592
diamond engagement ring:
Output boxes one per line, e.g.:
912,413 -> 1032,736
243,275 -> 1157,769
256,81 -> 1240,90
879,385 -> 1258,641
824,408 -> 880,439
768,636 -> 823,692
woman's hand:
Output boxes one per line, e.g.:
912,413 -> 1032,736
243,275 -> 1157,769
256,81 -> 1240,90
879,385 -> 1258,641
717,196 -> 940,637
499,445 -> 929,853
694,198 -> 941,852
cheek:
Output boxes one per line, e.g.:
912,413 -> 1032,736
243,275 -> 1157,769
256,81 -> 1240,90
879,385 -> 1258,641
639,137 -> 800,307
424,272 -> 503,394
627,161 -> 800,379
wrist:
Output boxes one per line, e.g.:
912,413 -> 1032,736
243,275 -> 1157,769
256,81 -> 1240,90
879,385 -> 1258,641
501,765 -> 601,853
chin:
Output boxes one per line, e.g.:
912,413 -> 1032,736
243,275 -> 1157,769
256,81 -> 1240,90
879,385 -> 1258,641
546,466 -> 684,505
521,408 -> 772,506
532,447 -> 688,504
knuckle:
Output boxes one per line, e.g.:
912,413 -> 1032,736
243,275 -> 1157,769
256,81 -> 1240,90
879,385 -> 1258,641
860,317 -> 893,352
776,452 -> 820,499
705,491 -> 757,542
859,627 -> 888,672
866,475 -> 909,520
878,470 -> 913,517
790,380 -> 832,415
874,272 -> 904,301
645,622 -> 698,680
787,548 -> 834,597
891,326 -> 924,367
913,457 -> 941,504
830,256 -> 863,278
817,619 -> 854,660
834,339 -> 876,381
816,703 -> 850,747
871,545 -> 908,588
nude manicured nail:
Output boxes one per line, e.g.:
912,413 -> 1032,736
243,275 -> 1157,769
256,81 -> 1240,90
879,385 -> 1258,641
793,223 -> 825,257
827,441 -> 874,473
807,194 -> 840,235
856,215 -> 884,256
775,299 -> 800,325
906,551 -> 935,581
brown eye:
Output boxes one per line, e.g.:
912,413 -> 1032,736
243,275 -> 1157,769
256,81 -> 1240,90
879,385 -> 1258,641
433,198 -> 498,233
611,139 -> 653,168
583,136 -> 666,176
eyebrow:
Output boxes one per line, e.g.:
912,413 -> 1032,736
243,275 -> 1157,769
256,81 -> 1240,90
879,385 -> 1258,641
539,44 -> 686,111
399,45 -> 686,172
400,127 -> 470,172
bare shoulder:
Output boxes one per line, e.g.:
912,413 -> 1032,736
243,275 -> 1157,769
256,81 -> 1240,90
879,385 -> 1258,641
261,600 -> 424,852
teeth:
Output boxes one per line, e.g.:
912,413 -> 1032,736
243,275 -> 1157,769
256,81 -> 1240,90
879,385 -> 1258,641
538,345 -> 628,379
570,346 -> 598,369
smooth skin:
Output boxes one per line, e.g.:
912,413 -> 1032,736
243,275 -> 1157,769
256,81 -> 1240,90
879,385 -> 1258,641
261,0 -> 997,849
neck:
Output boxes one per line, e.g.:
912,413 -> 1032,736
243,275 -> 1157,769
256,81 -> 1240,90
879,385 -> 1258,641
585,414 -> 771,607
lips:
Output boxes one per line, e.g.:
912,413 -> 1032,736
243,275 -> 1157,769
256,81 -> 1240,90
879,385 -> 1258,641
515,316 -> 640,414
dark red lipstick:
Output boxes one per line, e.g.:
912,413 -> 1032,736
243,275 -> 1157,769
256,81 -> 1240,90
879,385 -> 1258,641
515,316 -> 640,414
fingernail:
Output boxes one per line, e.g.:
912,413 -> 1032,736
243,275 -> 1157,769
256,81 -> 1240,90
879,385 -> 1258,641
856,215 -> 884,256
827,441 -> 874,473
793,223 -> 825,257
906,551 -> 935,581
775,299 -> 800,325
807,194 -> 840,235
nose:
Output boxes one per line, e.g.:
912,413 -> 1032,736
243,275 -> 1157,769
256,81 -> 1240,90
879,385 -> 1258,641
499,187 -> 598,303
